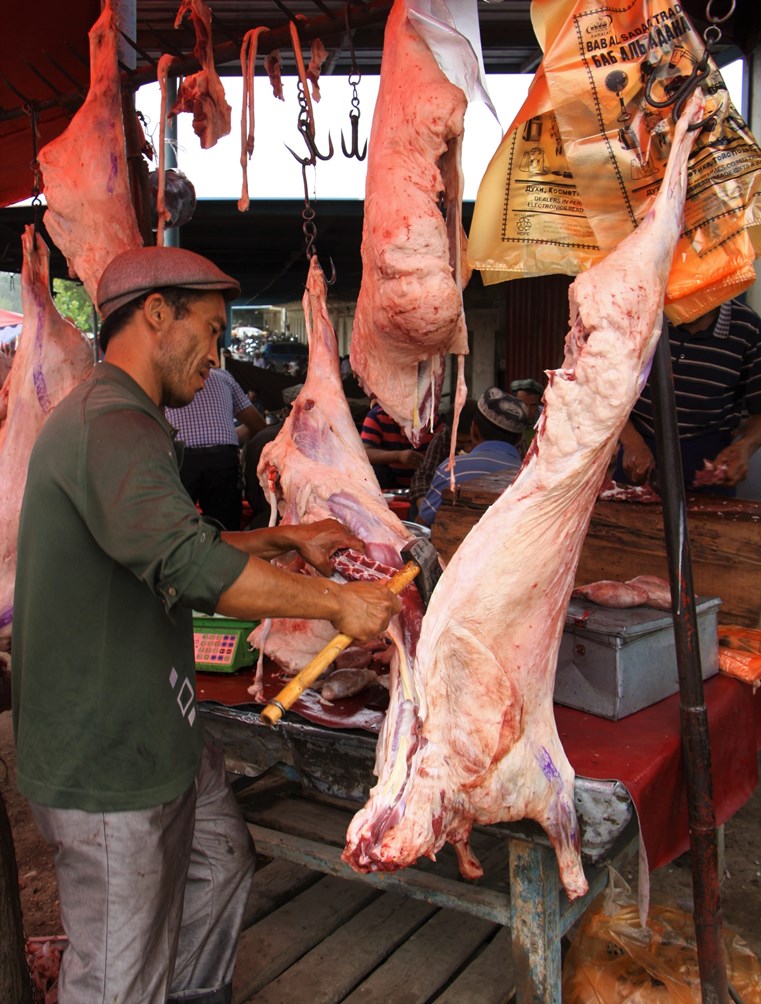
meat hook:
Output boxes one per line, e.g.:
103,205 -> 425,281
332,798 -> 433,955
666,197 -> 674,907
341,104 -> 367,160
340,4 -> 367,161
285,128 -> 334,167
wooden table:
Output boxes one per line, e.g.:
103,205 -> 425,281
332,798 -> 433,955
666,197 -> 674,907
202,704 -> 635,1004
432,475 -> 761,626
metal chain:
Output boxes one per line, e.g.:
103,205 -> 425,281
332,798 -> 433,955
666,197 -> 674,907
25,103 -> 43,232
341,5 -> 367,160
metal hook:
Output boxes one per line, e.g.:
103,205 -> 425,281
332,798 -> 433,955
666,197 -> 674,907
285,130 -> 334,167
643,34 -> 720,131
341,109 -> 367,160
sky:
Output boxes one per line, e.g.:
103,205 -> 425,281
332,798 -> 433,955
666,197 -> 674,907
135,73 -> 530,203
133,61 -> 745,205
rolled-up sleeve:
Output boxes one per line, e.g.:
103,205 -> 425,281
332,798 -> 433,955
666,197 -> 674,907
82,409 -> 248,612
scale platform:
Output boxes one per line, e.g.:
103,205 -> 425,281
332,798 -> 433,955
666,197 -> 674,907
193,615 -> 258,673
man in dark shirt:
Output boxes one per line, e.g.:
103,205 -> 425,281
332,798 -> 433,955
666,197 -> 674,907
12,246 -> 399,1004
360,402 -> 440,489
616,298 -> 761,494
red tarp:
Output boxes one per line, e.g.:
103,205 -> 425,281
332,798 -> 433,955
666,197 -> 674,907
0,309 -> 23,328
0,3 -> 99,208
198,667 -> 759,873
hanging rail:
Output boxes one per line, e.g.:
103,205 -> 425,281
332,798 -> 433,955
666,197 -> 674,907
0,0 -> 392,123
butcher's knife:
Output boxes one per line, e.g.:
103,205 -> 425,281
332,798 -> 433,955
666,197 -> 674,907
399,535 -> 442,608
260,560 -> 421,726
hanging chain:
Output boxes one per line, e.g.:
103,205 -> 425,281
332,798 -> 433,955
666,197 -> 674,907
341,5 -> 367,160
25,103 -> 43,233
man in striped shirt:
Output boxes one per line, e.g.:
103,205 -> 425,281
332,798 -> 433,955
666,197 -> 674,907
417,387 -> 527,525
166,366 -> 265,529
360,403 -> 441,489
616,299 -> 761,495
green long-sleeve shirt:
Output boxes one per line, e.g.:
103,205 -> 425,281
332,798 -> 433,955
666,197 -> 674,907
12,363 -> 248,811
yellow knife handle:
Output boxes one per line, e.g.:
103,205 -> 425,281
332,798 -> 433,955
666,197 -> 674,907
259,560 -> 420,726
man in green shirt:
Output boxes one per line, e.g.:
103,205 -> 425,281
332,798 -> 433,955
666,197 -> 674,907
12,246 -> 400,1004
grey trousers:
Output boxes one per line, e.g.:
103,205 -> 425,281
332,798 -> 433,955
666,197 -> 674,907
30,737 -> 256,1004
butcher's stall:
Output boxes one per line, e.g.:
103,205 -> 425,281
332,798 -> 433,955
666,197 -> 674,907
433,471 -> 761,628
197,632 -> 759,1002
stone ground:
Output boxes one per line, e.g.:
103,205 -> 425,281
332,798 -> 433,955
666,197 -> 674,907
1,709 -> 759,976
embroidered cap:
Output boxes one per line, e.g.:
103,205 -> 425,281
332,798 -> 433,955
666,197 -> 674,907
477,387 -> 528,435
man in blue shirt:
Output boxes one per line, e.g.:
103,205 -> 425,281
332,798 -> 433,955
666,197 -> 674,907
417,387 -> 527,525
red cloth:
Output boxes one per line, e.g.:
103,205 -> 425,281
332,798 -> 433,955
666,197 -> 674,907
556,675 -> 759,870
199,667 -> 759,874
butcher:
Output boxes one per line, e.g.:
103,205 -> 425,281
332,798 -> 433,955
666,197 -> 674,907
615,298 -> 761,494
11,246 -> 400,1004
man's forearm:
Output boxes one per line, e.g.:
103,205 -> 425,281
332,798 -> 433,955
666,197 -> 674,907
363,444 -> 403,465
733,413 -> 761,455
215,554 -> 341,621
221,523 -> 306,560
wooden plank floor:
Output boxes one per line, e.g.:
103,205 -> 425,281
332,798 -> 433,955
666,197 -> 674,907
232,790 -> 516,1003
233,856 -> 515,1004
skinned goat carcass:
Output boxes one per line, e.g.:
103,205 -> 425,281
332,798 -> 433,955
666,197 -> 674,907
38,0 -> 143,303
349,0 -> 470,446
0,229 -> 94,650
343,93 -> 705,900
249,257 -> 424,698
171,0 -> 232,149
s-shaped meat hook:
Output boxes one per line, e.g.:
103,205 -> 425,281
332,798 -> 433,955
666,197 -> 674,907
644,0 -> 734,130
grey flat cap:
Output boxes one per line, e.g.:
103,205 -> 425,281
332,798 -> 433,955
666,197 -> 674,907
478,387 -> 528,435
97,246 -> 240,320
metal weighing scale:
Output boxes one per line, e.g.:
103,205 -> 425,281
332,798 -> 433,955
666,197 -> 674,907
192,615 -> 258,673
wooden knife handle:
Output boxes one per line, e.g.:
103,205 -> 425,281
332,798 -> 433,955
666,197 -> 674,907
259,560 -> 420,726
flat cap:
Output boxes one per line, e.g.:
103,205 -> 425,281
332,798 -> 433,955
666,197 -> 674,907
97,246 -> 240,321
510,378 -> 544,397
478,387 -> 528,435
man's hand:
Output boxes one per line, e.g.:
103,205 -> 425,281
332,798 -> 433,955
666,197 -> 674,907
290,519 -> 365,576
712,416 -> 761,486
619,421 -> 655,484
397,448 -> 424,469
712,440 -> 752,487
331,580 -> 401,642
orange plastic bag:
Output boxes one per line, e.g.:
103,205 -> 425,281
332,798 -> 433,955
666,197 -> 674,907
718,625 -> 761,655
468,0 -> 761,323
563,875 -> 761,1003
718,648 -> 761,686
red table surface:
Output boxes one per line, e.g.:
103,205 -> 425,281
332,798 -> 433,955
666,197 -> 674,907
198,667 -> 759,873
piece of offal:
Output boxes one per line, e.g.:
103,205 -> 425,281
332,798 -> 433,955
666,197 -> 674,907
171,0 -> 232,149
0,229 -> 93,650
349,0 -> 469,446
343,93 -> 704,901
249,256 -> 424,697
38,0 -> 143,303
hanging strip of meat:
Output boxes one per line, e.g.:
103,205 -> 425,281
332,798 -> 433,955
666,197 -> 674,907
264,51 -> 284,101
171,0 -> 232,149
349,0 -> 470,447
248,257 -> 424,699
307,38 -> 329,102
238,27 -> 268,213
0,228 -> 93,650
37,0 -> 143,303
343,92 -> 705,901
